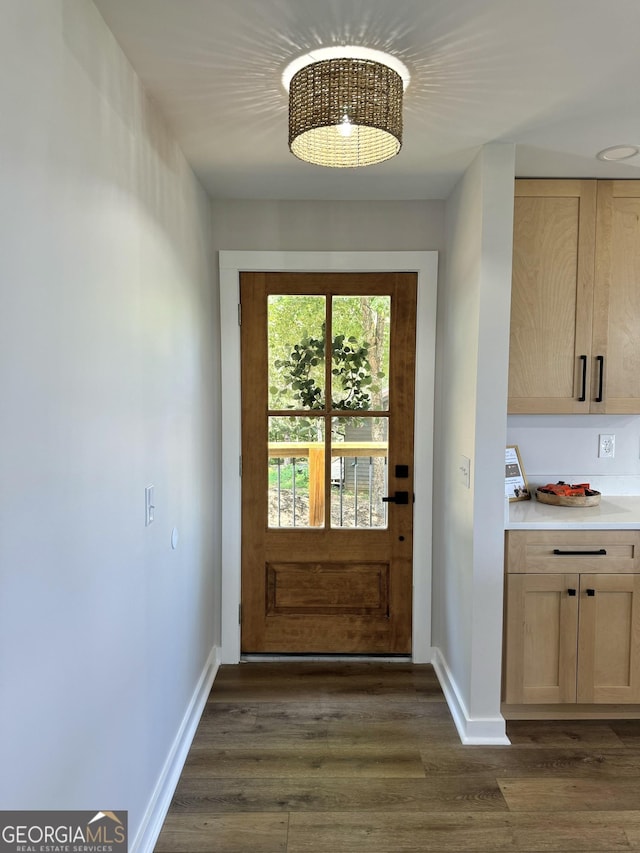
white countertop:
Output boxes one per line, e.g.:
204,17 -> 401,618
507,495 -> 640,529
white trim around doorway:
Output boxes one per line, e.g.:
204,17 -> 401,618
219,251 -> 438,664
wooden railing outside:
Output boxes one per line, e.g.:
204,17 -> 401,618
268,441 -> 388,527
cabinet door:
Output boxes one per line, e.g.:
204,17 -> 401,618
577,574 -> 640,703
592,181 -> 640,413
508,180 -> 597,414
504,573 -> 578,704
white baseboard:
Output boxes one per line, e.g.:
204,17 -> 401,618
131,645 -> 221,853
431,647 -> 510,745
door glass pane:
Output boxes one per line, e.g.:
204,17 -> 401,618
268,417 -> 325,528
331,417 -> 388,529
268,295 -> 325,410
331,296 -> 390,411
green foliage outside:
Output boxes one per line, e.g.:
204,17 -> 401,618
267,295 -> 389,443
272,327 -> 381,411
268,459 -> 309,490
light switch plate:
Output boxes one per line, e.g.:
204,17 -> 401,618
145,485 -> 155,526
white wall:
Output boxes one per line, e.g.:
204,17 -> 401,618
508,414 -> 640,494
432,143 -> 515,743
211,199 -> 445,252
0,0 -> 219,845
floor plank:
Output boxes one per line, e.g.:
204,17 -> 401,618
168,775 -> 508,814
498,776 -> 640,812
287,811 -> 640,852
182,747 -> 427,778
421,744 -> 640,777
155,813 -> 288,853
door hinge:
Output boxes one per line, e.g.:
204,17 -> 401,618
237,303 -> 242,326
238,603 -> 242,624
239,455 -> 242,477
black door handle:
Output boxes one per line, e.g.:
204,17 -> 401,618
568,588 -> 577,596
382,491 -> 409,505
586,588 -> 596,596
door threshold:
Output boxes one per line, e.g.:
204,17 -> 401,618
241,654 -> 413,663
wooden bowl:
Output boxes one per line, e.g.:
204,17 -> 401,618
536,489 -> 601,507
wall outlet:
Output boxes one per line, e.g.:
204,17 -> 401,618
599,434 -> 615,459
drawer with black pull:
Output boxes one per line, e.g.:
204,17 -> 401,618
506,529 -> 640,574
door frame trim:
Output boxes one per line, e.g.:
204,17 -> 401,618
219,251 -> 438,663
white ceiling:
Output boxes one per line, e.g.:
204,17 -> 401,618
94,0 -> 640,200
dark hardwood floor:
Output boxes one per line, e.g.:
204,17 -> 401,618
155,662 -> 640,852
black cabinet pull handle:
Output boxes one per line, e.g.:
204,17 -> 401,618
587,588 -> 596,596
568,588 -> 577,596
578,354 -> 587,402
595,355 -> 604,403
553,549 -> 607,556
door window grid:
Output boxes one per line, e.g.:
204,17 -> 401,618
267,293 -> 391,529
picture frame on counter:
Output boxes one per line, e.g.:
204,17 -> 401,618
506,445 -> 530,502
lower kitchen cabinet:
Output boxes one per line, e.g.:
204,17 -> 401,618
503,529 -> 640,717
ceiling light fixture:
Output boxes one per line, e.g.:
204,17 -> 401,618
283,47 -> 409,169
596,145 -> 640,161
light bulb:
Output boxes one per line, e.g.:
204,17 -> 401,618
338,113 -> 353,137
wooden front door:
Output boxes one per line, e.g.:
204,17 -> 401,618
240,272 -> 417,654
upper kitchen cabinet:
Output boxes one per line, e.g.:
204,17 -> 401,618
592,181 -> 640,414
508,179 -> 596,414
509,179 -> 640,414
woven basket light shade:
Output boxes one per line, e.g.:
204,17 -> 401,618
288,57 -> 403,168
